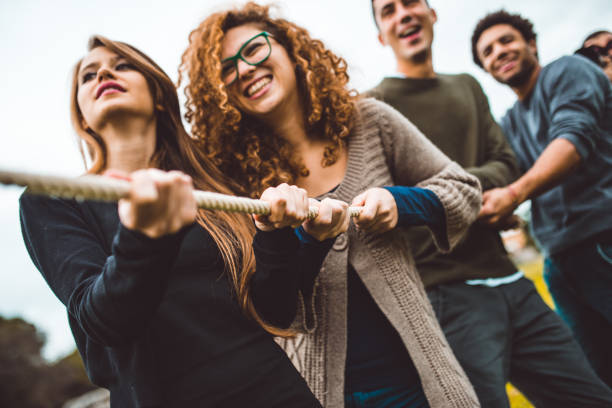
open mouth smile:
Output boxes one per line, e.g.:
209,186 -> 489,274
398,26 -> 421,40
244,75 -> 272,98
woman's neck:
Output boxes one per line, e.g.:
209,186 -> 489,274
98,116 -> 157,173
261,93 -> 348,195
265,90 -> 309,146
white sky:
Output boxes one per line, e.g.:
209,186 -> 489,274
1,0 -> 610,360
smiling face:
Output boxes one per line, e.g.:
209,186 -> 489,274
373,0 -> 437,62
76,46 -> 154,132
221,24 -> 299,120
476,24 -> 539,87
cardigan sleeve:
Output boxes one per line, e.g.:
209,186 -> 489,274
365,98 -> 482,251
19,192 -> 186,346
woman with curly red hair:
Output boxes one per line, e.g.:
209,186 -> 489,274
181,3 -> 482,407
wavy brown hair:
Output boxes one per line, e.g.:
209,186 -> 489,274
69,35 -> 289,335
179,2 -> 357,198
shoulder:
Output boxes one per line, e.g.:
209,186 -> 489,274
20,191 -> 79,218
441,73 -> 486,95
363,79 -> 387,100
355,97 -> 418,133
546,55 -> 593,72
356,96 -> 394,115
541,55 -> 605,88
19,191 -> 110,233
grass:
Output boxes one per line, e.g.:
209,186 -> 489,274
506,256 -> 552,407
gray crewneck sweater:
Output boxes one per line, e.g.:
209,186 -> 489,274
276,98 -> 482,407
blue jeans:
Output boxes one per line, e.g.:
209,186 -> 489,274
544,231 -> 612,387
344,385 -> 429,408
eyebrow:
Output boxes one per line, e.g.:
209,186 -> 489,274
79,54 -> 122,76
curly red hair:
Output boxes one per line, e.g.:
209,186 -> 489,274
179,2 -> 357,198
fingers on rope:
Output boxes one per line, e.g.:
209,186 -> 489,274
0,169 -> 362,219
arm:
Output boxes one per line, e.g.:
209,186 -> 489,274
251,227 -> 334,328
366,98 -> 482,251
19,194 -> 188,346
350,186 -> 445,240
250,188 -> 349,329
479,57 -> 605,225
479,139 -> 581,224
19,170 -> 195,346
464,75 -> 520,190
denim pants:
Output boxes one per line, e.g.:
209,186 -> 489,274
344,385 -> 429,408
427,278 -> 612,408
544,230 -> 612,387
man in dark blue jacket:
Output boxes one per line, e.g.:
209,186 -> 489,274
472,9 -> 612,388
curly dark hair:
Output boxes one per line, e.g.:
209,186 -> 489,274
471,10 -> 537,68
179,2 -> 356,199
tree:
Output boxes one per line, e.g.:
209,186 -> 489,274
0,316 -> 96,407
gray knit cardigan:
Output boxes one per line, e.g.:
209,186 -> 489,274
276,98 -> 482,407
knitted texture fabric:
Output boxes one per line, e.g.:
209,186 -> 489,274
367,74 -> 519,287
276,98 -> 481,407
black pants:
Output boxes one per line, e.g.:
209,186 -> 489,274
427,277 -> 612,408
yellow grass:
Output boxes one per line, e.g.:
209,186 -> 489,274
507,257 -> 552,407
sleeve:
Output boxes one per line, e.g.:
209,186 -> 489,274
384,186 -> 446,243
463,75 -> 521,190
19,192 -> 186,346
544,56 -> 610,160
250,227 -> 333,329
370,98 -> 482,251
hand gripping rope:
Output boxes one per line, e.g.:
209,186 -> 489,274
0,168 -> 363,219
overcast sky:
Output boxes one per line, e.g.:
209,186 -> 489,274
1,0 -> 611,360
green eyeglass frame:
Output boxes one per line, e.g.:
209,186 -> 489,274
221,31 -> 273,85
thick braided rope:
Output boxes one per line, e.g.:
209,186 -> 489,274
0,168 -> 362,219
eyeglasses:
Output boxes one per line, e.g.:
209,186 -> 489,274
221,31 -> 273,86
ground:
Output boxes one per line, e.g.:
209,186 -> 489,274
507,257 -> 552,407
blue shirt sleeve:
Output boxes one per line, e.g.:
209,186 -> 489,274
383,186 -> 446,238
543,56 -> 610,161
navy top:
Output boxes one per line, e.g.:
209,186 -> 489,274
252,186 -> 445,393
19,194 -> 322,408
501,55 -> 612,255
344,186 -> 444,392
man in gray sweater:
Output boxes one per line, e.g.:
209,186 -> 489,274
369,0 -> 612,406
472,10 -> 612,389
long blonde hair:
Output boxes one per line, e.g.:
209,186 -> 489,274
70,36 -> 288,335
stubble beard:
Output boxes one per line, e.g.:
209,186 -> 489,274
501,57 -> 537,88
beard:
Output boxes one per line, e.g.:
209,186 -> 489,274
501,56 -> 537,88
410,48 -> 429,63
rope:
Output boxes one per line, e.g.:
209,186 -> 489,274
0,168 -> 362,219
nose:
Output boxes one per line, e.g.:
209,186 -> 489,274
399,14 -> 412,25
236,59 -> 256,80
97,66 -> 115,82
491,42 -> 508,62
397,2 -> 413,24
